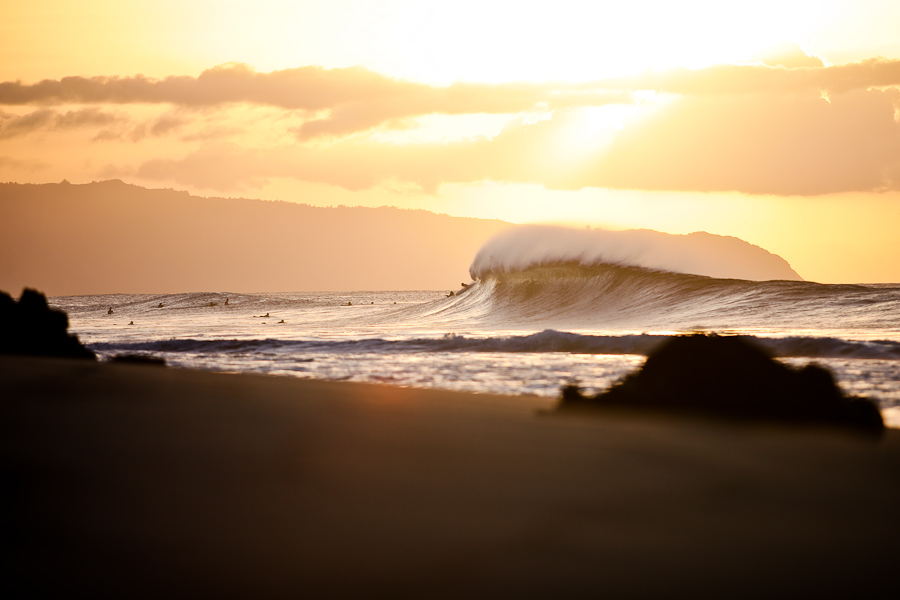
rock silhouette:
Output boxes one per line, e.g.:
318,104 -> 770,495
108,354 -> 166,367
0,288 -> 96,360
560,334 -> 883,435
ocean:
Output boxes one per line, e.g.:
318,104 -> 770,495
51,258 -> 900,428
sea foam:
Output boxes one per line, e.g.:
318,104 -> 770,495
469,225 -> 802,282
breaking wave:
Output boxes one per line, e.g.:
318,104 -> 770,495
469,225 -> 802,282
434,261 -> 900,332
92,331 -> 900,360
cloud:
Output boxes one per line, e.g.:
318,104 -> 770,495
8,57 -> 900,196
601,57 -> 900,96
293,84 -> 630,140
132,86 -> 900,197
592,88 -> 900,194
150,113 -> 188,136
0,63 -> 631,138
86,109 -> 226,142
753,42 -> 825,69
0,107 -> 122,139
5,57 -> 897,141
132,113 -> 578,192
0,108 -> 54,138
135,143 -> 273,191
14,57 -> 896,108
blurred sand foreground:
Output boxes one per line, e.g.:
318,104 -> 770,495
2,355 -> 899,598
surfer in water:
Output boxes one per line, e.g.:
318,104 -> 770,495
107,307 -> 113,314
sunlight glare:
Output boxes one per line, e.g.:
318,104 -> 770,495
343,0 -> 832,83
177,0 -> 841,84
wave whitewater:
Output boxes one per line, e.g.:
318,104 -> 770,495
92,331 -> 900,360
469,225 -> 802,281
435,262 -> 900,332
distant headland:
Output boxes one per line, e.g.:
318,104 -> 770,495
0,180 -> 511,295
2,180 -> 801,294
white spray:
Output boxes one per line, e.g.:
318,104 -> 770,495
469,225 -> 802,282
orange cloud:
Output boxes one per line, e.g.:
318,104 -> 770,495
133,112 -> 580,192
594,88 -> 900,194
0,63 -> 631,138
6,56 -> 900,196
599,57 -> 900,96
0,107 -> 122,139
133,85 -> 900,197
10,58 -> 899,108
753,42 -> 825,69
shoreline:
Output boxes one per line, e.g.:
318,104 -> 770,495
3,355 -> 899,597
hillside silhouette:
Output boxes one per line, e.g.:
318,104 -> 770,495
2,180 -> 805,295
0,180 -> 512,294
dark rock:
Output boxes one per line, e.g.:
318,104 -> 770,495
0,288 -> 96,360
559,334 -> 883,435
108,354 -> 166,367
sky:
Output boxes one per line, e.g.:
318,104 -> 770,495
2,0 -> 900,283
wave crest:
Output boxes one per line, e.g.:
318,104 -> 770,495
91,332 -> 900,360
469,225 -> 802,282
444,261 -> 897,332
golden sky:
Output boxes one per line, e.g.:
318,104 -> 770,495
2,0 -> 900,282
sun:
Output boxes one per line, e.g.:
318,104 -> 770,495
177,0 -> 840,85
340,0 -> 839,83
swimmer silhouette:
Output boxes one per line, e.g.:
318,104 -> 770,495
347,302 -> 352,306
157,303 -> 163,308
107,307 -> 113,314
263,312 -> 269,317
128,321 -> 134,325
278,319 -> 285,324
224,298 -> 229,305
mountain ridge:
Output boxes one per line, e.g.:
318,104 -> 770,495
1,180 -> 513,295
2,180 -> 801,295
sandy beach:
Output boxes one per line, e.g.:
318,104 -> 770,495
3,355 -> 899,599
